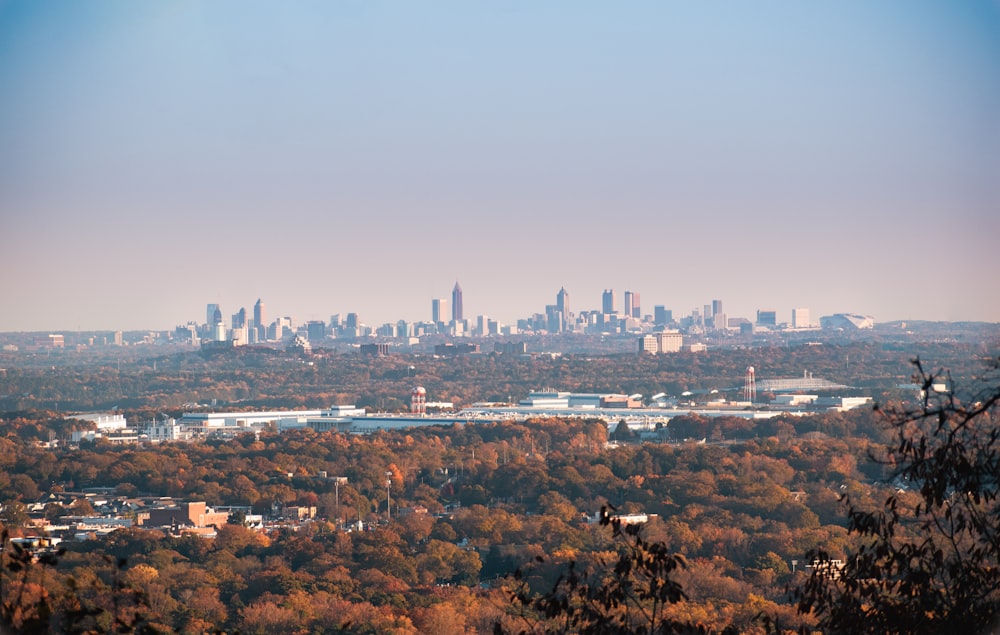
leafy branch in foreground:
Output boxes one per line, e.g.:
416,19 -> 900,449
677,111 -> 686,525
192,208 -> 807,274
793,357 -> 1000,635
494,506 -> 738,635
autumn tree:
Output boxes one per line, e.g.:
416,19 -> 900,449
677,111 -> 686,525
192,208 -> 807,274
794,358 -> 1000,634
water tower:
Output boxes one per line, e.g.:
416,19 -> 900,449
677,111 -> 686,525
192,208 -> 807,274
743,366 -> 757,404
411,386 -> 427,415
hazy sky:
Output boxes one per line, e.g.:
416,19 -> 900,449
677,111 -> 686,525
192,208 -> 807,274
2,1 -> 998,331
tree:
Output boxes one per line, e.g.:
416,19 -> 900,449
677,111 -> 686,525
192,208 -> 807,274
495,507 -> 736,634
794,358 -> 1000,634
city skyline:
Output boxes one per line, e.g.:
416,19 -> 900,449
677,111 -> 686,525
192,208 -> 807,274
1,2 -> 998,331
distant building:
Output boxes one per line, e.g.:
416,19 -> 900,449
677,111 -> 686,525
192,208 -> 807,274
654,306 -> 672,325
656,331 -> 683,353
287,335 -> 312,355
624,291 -> 635,319
145,502 -> 229,529
206,303 -> 220,328
432,298 -> 446,324
306,320 -> 326,341
792,308 -> 811,329
639,334 -> 658,354
494,341 -> 527,355
452,282 -> 464,322
360,343 -> 390,356
254,299 -> 266,341
712,299 -> 723,317
33,334 -> 65,349
821,313 -> 875,330
232,307 -> 246,329
434,342 -> 480,356
602,289 -> 616,315
756,310 -> 777,327
556,287 -> 570,317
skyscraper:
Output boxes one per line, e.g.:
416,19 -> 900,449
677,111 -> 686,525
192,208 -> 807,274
452,282 -> 464,322
206,303 -> 220,326
631,292 -> 640,318
602,289 -> 616,315
556,287 -> 569,317
712,299 -> 723,317
254,299 -> 266,331
432,298 -> 446,324
232,307 -> 246,329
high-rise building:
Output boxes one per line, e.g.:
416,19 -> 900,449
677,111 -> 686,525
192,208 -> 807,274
254,299 -> 265,330
624,291 -> 634,319
631,292 -> 640,318
792,308 -> 811,329
232,307 -> 246,329
206,303 -> 220,327
756,309 -> 777,327
346,313 -> 359,329
306,320 -> 326,341
602,289 -> 616,315
556,287 -> 569,317
712,299 -> 723,318
432,298 -> 446,324
654,306 -> 672,325
452,282 -> 464,322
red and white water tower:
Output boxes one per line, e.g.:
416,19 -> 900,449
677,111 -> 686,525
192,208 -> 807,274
410,386 -> 427,414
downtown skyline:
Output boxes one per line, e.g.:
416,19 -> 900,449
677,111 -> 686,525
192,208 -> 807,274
1,2 -> 998,331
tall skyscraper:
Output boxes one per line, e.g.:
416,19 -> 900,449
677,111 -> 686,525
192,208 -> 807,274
712,299 -> 723,317
452,282 -> 464,322
624,291 -> 634,319
556,287 -> 569,317
432,298 -> 446,324
232,307 -> 246,329
631,292 -> 640,318
602,289 -> 616,315
254,299 -> 265,330
206,303 -> 220,326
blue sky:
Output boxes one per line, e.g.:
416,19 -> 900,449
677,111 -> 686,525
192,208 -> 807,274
1,1 -> 998,330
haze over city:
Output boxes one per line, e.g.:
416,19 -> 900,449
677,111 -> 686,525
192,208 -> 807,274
2,1 -> 999,331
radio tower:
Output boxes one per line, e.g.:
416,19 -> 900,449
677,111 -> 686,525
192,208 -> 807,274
743,366 -> 757,404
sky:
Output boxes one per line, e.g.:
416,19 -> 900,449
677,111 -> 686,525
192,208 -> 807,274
1,1 -> 998,331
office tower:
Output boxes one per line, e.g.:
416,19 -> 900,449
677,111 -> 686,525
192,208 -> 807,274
306,320 -> 326,341
206,303 -> 220,326
602,289 -> 616,315
624,291 -> 634,319
654,306 -> 672,325
432,298 -> 446,324
254,299 -> 265,330
346,313 -> 359,329
712,299 -> 723,317
452,282 -> 464,322
756,310 -> 777,327
232,307 -> 246,329
704,304 -> 713,320
556,287 -> 569,317
631,292 -> 641,318
792,308 -> 811,329
546,305 -> 563,333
